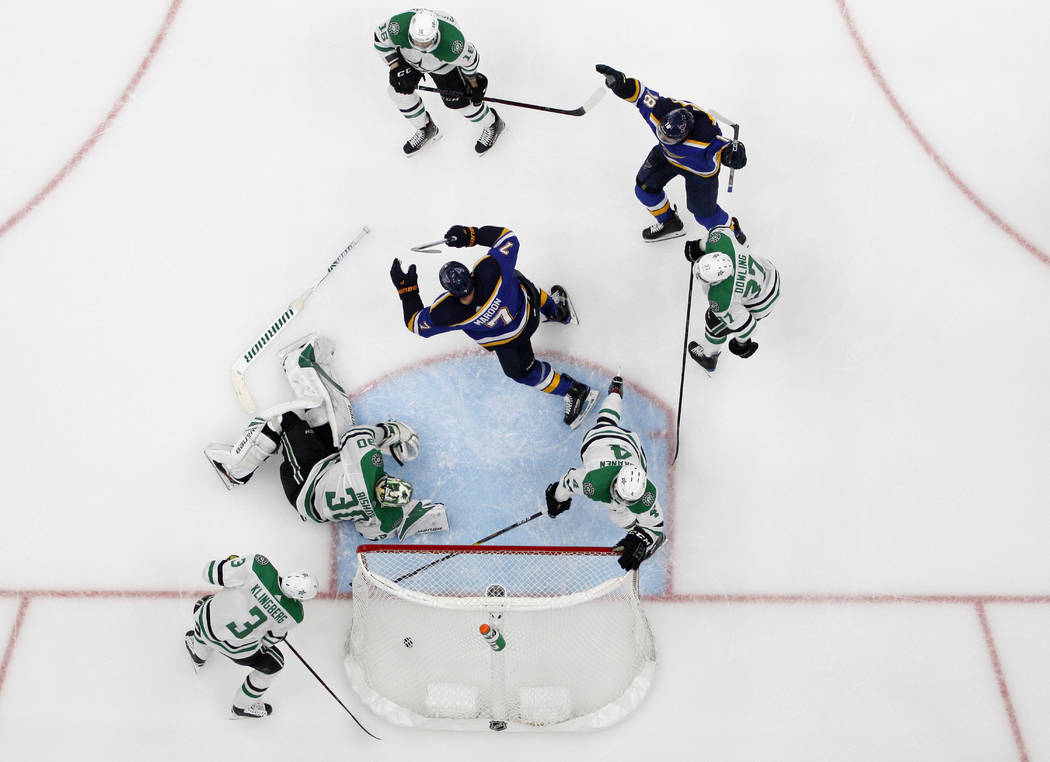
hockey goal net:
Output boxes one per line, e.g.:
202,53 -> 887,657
344,544 -> 656,732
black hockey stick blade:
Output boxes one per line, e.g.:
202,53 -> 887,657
410,238 -> 446,253
417,85 -> 606,117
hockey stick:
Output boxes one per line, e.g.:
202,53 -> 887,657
707,108 -> 740,193
391,511 -> 544,584
285,640 -> 381,740
410,238 -> 445,253
416,85 -> 606,117
672,264 -> 696,464
231,227 -> 370,413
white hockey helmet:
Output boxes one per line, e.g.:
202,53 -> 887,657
612,465 -> 648,504
375,474 -> 414,510
695,251 -> 733,285
408,10 -> 440,52
280,571 -> 318,601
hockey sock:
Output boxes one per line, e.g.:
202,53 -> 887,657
465,103 -> 494,126
536,289 -> 559,321
390,90 -> 429,128
693,206 -> 730,231
233,671 -> 275,710
595,391 -> 623,426
635,186 -> 674,222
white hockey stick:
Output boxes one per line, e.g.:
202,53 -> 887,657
410,238 -> 445,254
231,226 -> 370,413
706,107 -> 740,193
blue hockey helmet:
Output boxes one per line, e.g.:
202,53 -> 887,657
656,108 -> 694,145
439,260 -> 474,298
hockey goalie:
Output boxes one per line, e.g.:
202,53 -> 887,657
206,334 -> 448,542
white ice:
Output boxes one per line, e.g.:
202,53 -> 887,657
1,1 -> 1048,760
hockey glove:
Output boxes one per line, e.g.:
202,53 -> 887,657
444,225 -> 477,247
721,140 -> 747,170
595,64 -> 635,99
390,258 -> 418,296
465,72 -> 488,106
544,482 -> 571,518
616,528 -> 652,571
684,239 -> 705,263
728,337 -> 759,358
389,60 -> 422,94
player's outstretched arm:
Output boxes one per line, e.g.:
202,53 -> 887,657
595,64 -> 639,100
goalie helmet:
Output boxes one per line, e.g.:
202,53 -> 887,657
695,251 -> 733,285
408,10 -> 440,52
612,465 -> 648,504
375,474 -> 414,510
279,571 -> 318,601
656,107 -> 694,145
439,260 -> 474,298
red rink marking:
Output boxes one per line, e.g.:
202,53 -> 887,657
0,0 -> 184,240
836,0 -> 1049,267
976,602 -> 1031,762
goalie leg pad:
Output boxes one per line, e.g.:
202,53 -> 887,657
206,419 -> 279,484
280,335 -> 354,438
398,501 -> 449,541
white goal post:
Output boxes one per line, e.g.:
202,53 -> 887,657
344,544 -> 657,732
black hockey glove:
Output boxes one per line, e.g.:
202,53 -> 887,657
721,140 -> 747,170
728,337 -> 759,358
465,72 -> 488,106
595,64 -> 634,99
616,528 -> 652,571
544,482 -> 572,518
684,239 -> 705,263
389,258 -> 418,296
444,225 -> 477,247
389,59 -> 422,94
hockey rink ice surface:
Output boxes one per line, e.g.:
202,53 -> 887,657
1,1 -> 1049,760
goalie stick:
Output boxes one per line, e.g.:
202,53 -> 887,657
231,227 -> 370,413
416,85 -> 606,117
706,107 -> 740,193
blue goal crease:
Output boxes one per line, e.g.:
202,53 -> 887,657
334,355 -> 671,596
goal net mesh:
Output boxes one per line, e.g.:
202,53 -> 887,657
344,544 -> 656,731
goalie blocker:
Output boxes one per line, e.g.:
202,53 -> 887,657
206,334 -> 448,542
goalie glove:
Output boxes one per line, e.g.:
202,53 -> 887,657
544,482 -> 571,518
376,420 -> 421,465
615,527 -> 656,571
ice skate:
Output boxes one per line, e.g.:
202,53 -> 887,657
687,341 -> 719,372
403,116 -> 441,156
548,284 -> 577,324
231,702 -> 273,719
474,111 -> 506,155
564,382 -> 599,429
642,208 -> 685,242
204,447 -> 246,491
608,376 -> 624,396
729,337 -> 758,358
184,631 -> 206,673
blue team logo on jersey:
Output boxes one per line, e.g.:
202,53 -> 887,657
331,353 -> 674,597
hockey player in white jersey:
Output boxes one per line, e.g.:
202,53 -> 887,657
206,335 -> 449,541
543,377 -> 666,570
184,553 -> 317,718
374,9 -> 506,155
684,218 -> 781,372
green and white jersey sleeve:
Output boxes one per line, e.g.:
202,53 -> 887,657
554,423 -> 664,538
196,554 -> 303,659
700,228 -> 779,344
373,10 -> 479,76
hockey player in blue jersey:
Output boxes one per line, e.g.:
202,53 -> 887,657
390,225 -> 599,428
595,63 -> 748,243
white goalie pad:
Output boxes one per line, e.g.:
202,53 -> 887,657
279,334 -> 354,440
376,420 -> 421,465
398,501 -> 449,541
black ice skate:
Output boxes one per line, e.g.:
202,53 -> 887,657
404,116 -> 441,156
564,381 -> 599,429
688,341 -> 719,372
184,631 -> 206,674
548,284 -> 577,324
475,111 -> 506,155
642,208 -> 685,242
608,376 -> 624,396
729,337 -> 758,358
231,702 -> 273,719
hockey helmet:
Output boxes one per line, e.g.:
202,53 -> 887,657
695,251 -> 733,285
439,260 -> 475,298
656,107 -> 694,145
612,465 -> 648,504
279,571 -> 318,601
375,474 -> 414,510
408,10 -> 440,52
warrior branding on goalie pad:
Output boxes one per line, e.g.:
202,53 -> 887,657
279,334 -> 355,439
